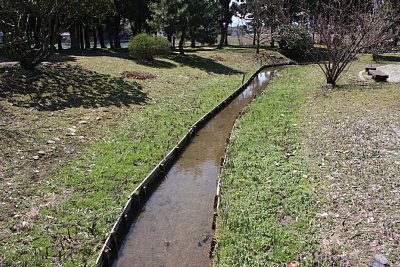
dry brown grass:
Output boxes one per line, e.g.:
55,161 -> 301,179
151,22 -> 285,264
302,55 -> 400,265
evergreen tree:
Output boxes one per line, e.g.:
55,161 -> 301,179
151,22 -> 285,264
149,0 -> 219,53
188,0 -> 219,47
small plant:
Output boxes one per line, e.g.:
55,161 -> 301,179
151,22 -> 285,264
128,33 -> 170,61
273,25 -> 312,56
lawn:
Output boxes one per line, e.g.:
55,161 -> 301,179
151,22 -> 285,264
0,47 -> 285,266
215,54 -> 400,266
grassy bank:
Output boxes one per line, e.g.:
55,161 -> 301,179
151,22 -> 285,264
0,47 -> 282,266
215,66 -> 319,266
215,54 -> 400,266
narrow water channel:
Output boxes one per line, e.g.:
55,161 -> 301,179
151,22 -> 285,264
113,68 -> 276,267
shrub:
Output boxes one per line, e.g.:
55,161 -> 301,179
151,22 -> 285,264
273,25 -> 313,56
128,33 -> 170,61
1,33 -> 53,70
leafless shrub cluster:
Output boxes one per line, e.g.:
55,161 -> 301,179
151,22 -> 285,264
311,0 -> 400,86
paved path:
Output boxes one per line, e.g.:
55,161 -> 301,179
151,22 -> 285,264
377,64 -> 400,82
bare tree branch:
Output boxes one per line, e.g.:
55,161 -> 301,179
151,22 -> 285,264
310,0 -> 400,86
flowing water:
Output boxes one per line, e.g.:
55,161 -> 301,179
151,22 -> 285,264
113,68 -> 276,267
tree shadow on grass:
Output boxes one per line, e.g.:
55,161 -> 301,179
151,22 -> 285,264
0,64 -> 148,111
56,48 -> 131,60
375,54 -> 400,63
134,58 -> 177,69
279,47 -> 329,64
47,49 -> 135,65
49,50 -> 178,69
167,54 -> 244,75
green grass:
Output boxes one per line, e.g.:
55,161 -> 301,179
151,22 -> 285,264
215,66 -> 320,266
0,47 -> 277,266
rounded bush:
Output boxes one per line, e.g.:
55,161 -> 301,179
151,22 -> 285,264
128,33 -> 170,61
273,25 -> 312,55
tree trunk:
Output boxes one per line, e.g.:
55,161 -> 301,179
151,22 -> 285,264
84,26 -> 91,49
70,24 -> 79,50
167,33 -> 174,50
57,35 -> 62,50
93,28 -> 97,49
109,33 -> 115,49
79,25 -> 84,50
34,31 -> 40,49
253,31 -> 256,46
98,26 -> 107,48
190,36 -> 196,48
114,15 -> 121,49
256,33 -> 260,53
179,30 -> 186,55
326,76 -> 336,87
224,25 -> 229,46
217,21 -> 225,49
107,20 -> 115,49
172,36 -> 176,50
270,26 -> 275,48
31,18 -> 41,49
392,35 -> 399,46
129,20 -> 136,36
372,53 -> 379,62
137,21 -> 142,34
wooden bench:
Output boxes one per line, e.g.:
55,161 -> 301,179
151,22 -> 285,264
366,64 -> 378,75
369,69 -> 389,82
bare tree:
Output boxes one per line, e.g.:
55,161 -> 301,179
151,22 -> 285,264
311,0 -> 400,86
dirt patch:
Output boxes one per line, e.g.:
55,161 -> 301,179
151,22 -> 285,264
209,55 -> 225,62
121,71 -> 157,80
279,214 -> 295,225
